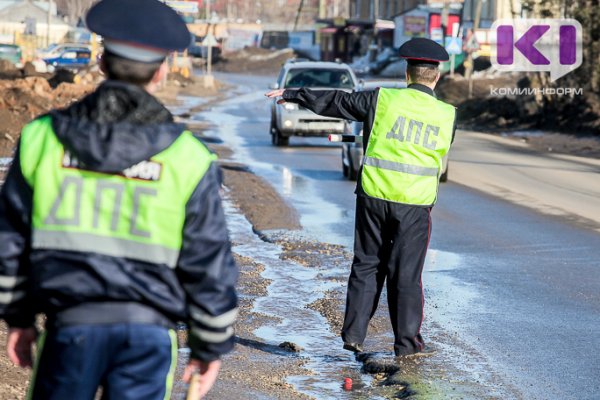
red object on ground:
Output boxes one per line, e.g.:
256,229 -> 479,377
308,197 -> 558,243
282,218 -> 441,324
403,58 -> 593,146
343,377 -> 352,391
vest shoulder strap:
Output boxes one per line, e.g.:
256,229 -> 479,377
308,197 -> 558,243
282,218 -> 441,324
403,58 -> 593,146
20,115 -> 55,187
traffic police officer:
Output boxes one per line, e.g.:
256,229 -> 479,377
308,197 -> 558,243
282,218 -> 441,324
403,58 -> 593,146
0,0 -> 237,399
266,38 -> 455,357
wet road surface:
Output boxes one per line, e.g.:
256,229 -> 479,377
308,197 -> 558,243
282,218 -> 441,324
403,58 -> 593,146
194,72 -> 600,399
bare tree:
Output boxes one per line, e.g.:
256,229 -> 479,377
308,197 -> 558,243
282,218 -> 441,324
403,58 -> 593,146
519,0 -> 600,135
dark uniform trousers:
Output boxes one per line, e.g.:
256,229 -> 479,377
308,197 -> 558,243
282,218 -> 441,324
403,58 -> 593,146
341,195 -> 431,356
30,324 -> 175,400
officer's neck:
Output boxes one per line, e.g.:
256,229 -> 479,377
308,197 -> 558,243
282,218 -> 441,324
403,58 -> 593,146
407,80 -> 436,90
407,82 -> 436,96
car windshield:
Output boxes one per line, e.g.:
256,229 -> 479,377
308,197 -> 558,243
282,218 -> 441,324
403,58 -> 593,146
284,68 -> 354,89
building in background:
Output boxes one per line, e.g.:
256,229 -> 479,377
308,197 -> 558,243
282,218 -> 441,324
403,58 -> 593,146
207,0 -> 349,28
349,0 -> 424,20
393,3 -> 463,48
261,30 -> 321,60
0,0 -> 70,61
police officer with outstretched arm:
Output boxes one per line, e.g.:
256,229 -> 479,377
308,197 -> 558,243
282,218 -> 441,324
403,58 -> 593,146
267,38 -> 455,357
0,1 -> 237,399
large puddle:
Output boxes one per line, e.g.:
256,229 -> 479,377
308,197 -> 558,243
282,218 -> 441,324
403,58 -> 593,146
224,200 -> 382,399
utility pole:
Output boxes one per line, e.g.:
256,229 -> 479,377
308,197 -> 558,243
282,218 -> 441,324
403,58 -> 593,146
319,0 -> 326,19
373,0 -> 379,20
372,0 -> 379,57
46,0 -> 52,47
205,0 -> 214,87
293,0 -> 304,31
441,1 -> 449,51
466,0 -> 483,98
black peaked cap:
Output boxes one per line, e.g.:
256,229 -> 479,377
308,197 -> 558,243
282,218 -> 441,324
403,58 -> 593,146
86,0 -> 191,51
399,38 -> 450,65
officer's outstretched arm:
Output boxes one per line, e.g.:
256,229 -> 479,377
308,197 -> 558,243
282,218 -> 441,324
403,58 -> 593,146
0,143 -> 36,330
267,87 -> 377,122
176,163 -> 238,364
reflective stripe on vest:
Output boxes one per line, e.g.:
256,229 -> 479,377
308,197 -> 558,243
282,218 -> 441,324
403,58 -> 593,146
19,116 -> 215,267
32,230 -> 180,267
363,156 -> 439,177
361,88 -> 455,206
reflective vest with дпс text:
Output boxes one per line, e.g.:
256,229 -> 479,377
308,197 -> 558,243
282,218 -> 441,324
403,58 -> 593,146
19,116 -> 215,268
361,88 -> 455,206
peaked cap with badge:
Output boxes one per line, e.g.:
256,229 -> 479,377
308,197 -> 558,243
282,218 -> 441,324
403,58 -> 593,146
86,0 -> 192,63
399,37 -> 450,67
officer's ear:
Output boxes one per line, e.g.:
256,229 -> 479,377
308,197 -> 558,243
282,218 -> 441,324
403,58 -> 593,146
433,70 -> 441,85
99,53 -> 107,75
146,61 -> 169,93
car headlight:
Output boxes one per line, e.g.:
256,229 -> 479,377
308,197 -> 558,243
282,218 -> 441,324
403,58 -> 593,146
284,103 -> 298,110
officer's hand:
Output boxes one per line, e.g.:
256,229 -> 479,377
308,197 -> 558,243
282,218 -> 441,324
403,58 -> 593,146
264,89 -> 287,104
6,327 -> 37,368
183,358 -> 222,400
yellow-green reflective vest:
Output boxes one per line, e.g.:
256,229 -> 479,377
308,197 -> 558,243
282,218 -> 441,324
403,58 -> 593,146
361,88 -> 455,206
19,116 -> 216,268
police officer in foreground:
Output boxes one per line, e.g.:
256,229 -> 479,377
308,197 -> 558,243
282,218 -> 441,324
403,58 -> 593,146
0,0 -> 237,398
267,38 -> 455,357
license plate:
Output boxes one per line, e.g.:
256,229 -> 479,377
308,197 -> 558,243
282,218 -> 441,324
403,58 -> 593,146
308,122 -> 341,131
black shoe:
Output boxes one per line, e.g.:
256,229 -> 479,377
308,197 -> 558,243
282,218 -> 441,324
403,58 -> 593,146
343,342 -> 364,353
396,345 -> 436,358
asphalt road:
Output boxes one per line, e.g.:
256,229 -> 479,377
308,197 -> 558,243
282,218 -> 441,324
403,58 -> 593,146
207,72 -> 600,399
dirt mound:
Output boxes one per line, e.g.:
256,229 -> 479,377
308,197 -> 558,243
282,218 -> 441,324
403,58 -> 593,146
215,47 -> 296,74
74,64 -> 104,86
0,77 -> 95,157
0,59 -> 22,80
53,82 -> 96,103
47,69 -> 75,87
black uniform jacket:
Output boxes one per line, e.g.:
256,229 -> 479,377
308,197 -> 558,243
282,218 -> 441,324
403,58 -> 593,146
282,84 -> 456,196
0,81 -> 238,362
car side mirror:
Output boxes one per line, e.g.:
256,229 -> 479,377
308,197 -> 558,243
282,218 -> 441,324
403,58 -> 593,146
269,82 -> 279,90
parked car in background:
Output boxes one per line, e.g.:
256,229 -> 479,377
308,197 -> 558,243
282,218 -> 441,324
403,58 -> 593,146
341,80 -> 449,182
270,59 -> 359,146
0,44 -> 22,67
43,48 -> 91,71
37,43 -> 91,59
350,47 -> 405,77
187,34 -> 204,58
